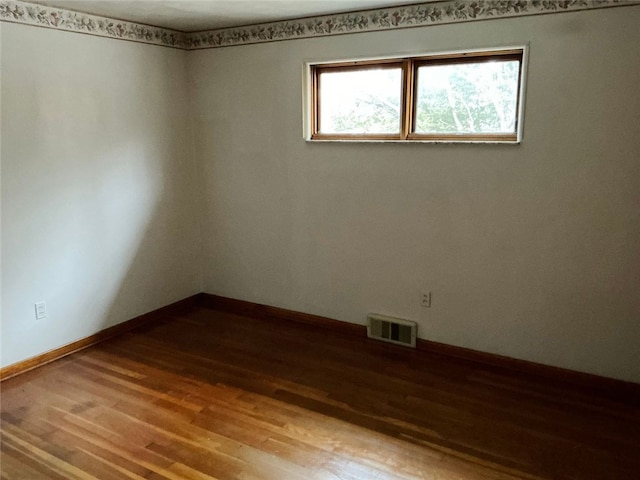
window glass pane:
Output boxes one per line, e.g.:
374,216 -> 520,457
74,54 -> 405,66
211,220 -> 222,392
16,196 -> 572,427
318,67 -> 402,135
414,60 -> 520,135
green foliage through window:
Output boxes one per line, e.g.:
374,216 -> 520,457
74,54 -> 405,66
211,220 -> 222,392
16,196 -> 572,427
414,60 -> 520,134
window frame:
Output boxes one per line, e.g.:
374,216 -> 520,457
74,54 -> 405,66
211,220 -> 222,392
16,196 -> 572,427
306,47 -> 527,143
311,59 -> 408,141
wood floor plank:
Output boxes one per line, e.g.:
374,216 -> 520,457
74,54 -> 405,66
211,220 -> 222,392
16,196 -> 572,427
2,305 -> 639,479
0,443 -> 69,480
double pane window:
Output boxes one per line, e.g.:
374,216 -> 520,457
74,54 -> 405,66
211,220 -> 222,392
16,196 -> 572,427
310,49 -> 525,142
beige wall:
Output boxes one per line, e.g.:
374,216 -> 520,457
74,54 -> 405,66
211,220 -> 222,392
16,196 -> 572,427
189,7 -> 640,382
1,23 -> 202,367
2,6 -> 639,382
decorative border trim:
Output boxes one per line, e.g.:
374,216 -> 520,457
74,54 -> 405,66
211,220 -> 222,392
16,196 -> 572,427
186,0 -> 640,49
0,0 -> 187,48
1,0 -> 639,50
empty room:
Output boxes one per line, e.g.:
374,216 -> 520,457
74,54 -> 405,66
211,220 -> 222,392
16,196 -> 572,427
1,0 -> 639,478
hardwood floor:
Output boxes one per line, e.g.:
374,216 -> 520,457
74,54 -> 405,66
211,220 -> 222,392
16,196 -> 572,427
1,304 -> 639,479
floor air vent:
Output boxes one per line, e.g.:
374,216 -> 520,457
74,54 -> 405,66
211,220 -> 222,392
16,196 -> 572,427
367,314 -> 417,348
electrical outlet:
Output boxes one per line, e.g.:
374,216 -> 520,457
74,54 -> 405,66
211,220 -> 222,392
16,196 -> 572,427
420,292 -> 431,308
35,302 -> 47,320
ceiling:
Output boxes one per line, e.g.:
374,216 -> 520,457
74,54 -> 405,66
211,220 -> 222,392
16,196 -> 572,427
29,0 -> 420,32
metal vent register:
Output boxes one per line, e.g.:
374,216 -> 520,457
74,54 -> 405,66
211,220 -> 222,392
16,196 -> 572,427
367,314 -> 417,348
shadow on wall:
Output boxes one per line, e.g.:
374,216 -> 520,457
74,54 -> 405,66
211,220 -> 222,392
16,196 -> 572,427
0,39 -> 202,368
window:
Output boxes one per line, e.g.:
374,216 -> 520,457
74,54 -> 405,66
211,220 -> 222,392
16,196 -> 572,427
308,48 -> 526,143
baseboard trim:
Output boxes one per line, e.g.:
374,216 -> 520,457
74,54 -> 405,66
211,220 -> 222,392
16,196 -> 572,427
201,293 -> 640,404
0,294 -> 202,382
415,337 -> 640,402
200,293 -> 364,336
5,292 -> 638,403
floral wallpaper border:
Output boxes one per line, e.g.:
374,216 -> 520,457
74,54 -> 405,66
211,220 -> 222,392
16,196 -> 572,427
186,0 -> 640,49
0,0 -> 186,48
1,0 -> 638,50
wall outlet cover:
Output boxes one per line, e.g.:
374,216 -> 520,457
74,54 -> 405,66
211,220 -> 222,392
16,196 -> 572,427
35,302 -> 47,320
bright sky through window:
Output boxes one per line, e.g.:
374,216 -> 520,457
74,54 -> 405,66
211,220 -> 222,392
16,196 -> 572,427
318,67 -> 402,135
